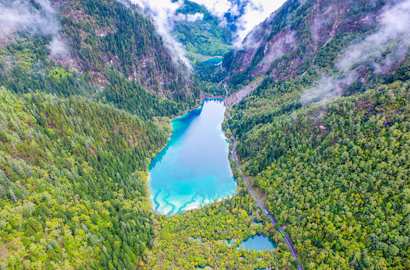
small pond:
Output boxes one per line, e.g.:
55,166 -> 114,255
238,234 -> 277,251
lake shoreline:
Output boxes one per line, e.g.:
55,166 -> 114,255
148,98 -> 236,216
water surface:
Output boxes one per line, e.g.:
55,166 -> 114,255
238,234 -> 277,251
149,99 -> 236,215
203,57 -> 223,65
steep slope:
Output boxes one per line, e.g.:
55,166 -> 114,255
59,0 -> 196,98
0,0 -> 198,268
223,0 -> 410,268
0,88 -> 169,269
222,0 -> 401,90
0,0 -> 199,119
174,0 -> 232,62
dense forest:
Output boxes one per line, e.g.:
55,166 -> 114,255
0,0 -> 195,268
226,78 -> 410,269
0,0 -> 201,118
1,0 -> 410,268
173,0 -> 232,62
0,88 -> 169,269
144,195 -> 296,269
220,0 -> 410,267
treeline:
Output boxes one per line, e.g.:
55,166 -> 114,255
0,88 -> 168,269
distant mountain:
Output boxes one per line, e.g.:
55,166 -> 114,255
173,0 -> 232,62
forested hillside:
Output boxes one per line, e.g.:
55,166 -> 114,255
222,0 -> 400,91
0,88 -> 169,269
0,0 -> 195,268
0,0 -> 200,119
226,78 -> 410,269
222,0 -> 410,268
173,0 -> 232,62
2,0 -> 410,268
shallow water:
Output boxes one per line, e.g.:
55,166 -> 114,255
238,234 -> 277,251
149,99 -> 236,215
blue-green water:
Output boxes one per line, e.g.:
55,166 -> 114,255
149,99 -> 236,215
203,57 -> 223,65
238,235 -> 277,251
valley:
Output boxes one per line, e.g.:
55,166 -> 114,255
0,0 -> 410,269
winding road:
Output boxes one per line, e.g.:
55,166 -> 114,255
224,90 -> 303,270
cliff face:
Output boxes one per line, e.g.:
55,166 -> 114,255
223,0 -> 395,87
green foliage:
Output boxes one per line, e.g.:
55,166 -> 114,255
174,0 -> 232,61
0,88 -> 168,269
48,68 -> 70,82
194,62 -> 227,96
145,195 -> 294,269
225,79 -> 410,269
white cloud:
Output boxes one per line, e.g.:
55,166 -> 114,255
130,0 -> 287,65
300,0 -> 410,105
130,0 -> 193,69
49,36 -> 70,59
190,0 -> 287,46
0,0 -> 70,60
175,12 -> 204,22
233,0 -> 286,47
190,0 -> 231,18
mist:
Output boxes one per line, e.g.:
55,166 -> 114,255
0,0 -> 69,59
130,0 -> 195,70
128,0 -> 286,68
300,0 -> 410,105
190,0 -> 287,47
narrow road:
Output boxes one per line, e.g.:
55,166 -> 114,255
224,88 -> 303,270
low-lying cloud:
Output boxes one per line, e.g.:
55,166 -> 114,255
130,0 -> 197,70
175,12 -> 204,22
300,0 -> 410,105
128,0 -> 287,68
49,36 -> 70,59
190,0 -> 287,47
0,0 -> 69,59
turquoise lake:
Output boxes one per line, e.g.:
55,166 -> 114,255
149,99 -> 236,215
203,57 -> 223,65
238,235 -> 277,251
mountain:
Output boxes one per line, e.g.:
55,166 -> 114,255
1,0 -> 410,269
219,0 -> 410,268
0,0 -> 200,118
223,0 -> 409,90
0,0 -> 195,268
173,0 -> 232,62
